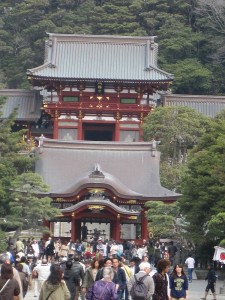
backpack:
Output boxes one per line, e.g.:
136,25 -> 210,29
130,275 -> 148,300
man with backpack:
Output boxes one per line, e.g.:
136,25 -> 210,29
127,262 -> 154,300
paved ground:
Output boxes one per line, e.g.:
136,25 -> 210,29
24,279 -> 225,299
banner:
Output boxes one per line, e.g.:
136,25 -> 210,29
213,246 -> 225,264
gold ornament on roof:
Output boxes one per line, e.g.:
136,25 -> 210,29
127,200 -> 137,204
88,205 -> 105,210
128,216 -> 137,220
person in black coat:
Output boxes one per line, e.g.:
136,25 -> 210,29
95,258 -> 118,285
112,257 -> 126,300
201,263 -> 217,300
64,260 -> 80,300
45,239 -> 55,263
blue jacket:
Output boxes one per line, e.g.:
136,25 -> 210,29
169,274 -> 188,298
115,268 -> 126,291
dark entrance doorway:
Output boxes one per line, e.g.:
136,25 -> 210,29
83,123 -> 115,141
75,219 -> 111,241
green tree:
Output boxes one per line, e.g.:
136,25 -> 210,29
6,172 -> 60,238
0,96 -> 35,218
142,106 -> 211,191
145,201 -> 179,240
90,0 -> 142,35
179,118 -> 225,245
207,212 -> 225,241
166,58 -> 213,94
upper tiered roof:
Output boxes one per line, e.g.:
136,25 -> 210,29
27,34 -> 173,84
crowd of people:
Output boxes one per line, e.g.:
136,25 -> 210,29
0,236 -> 217,300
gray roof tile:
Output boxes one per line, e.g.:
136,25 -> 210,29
162,94 -> 225,118
0,89 -> 41,121
28,34 -> 173,82
35,139 -> 180,200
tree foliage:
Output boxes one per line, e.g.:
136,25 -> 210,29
142,106 -> 211,191
145,201 -> 179,240
6,172 -> 60,237
179,117 -> 225,245
0,96 -> 35,217
0,97 -> 57,239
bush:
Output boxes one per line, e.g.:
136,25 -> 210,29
0,230 -> 7,252
219,239 -> 225,248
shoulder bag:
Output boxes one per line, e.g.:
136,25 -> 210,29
0,279 -> 10,294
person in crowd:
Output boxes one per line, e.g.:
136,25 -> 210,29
155,242 -> 162,268
147,240 -> 155,265
152,259 -> 170,300
185,253 -> 195,283
64,260 -> 80,300
27,256 -> 36,286
117,242 -> 123,257
120,256 -> 132,300
38,238 -> 45,260
160,242 -> 166,259
0,263 -> 20,300
0,253 -> 23,300
59,241 -> 69,259
26,241 -> 35,261
54,239 -> 61,261
84,243 -> 93,259
120,254 -> 129,266
72,255 -> 85,300
81,223 -> 88,240
143,254 -> 150,262
112,257 -> 126,300
75,239 -> 84,257
169,264 -> 188,300
16,263 -> 29,298
167,241 -> 177,267
95,257 -> 119,286
45,238 -> 55,263
32,258 -> 51,297
7,242 -> 16,262
96,238 -> 105,259
68,240 -> 76,256
16,250 -> 25,262
201,263 -> 217,300
31,240 -> 40,262
127,261 -> 154,300
129,258 -> 140,275
131,244 -> 138,258
137,244 -> 145,260
82,257 -> 100,297
16,238 -> 25,254
122,240 -> 130,260
110,241 -> 119,257
20,256 -> 31,279
39,264 -> 70,300
86,267 -> 118,300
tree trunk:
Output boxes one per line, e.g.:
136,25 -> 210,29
12,226 -> 23,244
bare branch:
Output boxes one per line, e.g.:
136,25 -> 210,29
196,0 -> 225,34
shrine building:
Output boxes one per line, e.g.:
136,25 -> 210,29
27,33 -> 180,242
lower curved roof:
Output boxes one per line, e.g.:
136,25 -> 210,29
35,139 -> 180,200
61,199 -> 140,216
